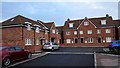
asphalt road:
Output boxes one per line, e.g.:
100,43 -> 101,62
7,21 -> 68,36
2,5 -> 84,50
55,47 -> 104,53
10,53 -> 94,68
8,47 -> 104,68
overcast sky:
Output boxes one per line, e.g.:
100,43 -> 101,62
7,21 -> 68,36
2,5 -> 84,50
1,0 -> 120,26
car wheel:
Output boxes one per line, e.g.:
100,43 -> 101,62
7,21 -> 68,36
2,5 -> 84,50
3,57 -> 11,66
51,47 -> 54,51
27,53 -> 32,59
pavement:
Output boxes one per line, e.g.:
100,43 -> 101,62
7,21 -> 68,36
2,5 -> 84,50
96,53 -> 120,68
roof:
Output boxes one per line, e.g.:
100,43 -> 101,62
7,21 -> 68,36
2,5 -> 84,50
114,20 -> 120,27
1,15 -> 46,29
43,22 -> 54,29
2,15 -> 37,26
63,15 -> 115,30
56,26 -> 64,33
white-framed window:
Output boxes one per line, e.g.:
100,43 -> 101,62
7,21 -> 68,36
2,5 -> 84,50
66,31 -> 70,35
74,31 -> 77,35
45,30 -> 48,34
25,39 -> 32,45
88,30 -> 92,34
84,22 -> 89,26
69,23 -> 74,28
88,38 -> 93,43
101,20 -> 106,25
66,39 -> 71,43
52,29 -> 55,33
36,39 -> 39,45
106,29 -> 111,33
97,29 -> 101,34
36,27 -> 40,33
106,37 -> 111,42
80,30 -> 83,34
27,24 -> 31,30
45,40 -> 48,43
56,30 -> 59,34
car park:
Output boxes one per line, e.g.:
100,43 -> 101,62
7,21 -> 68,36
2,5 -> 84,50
42,42 -> 60,51
0,46 -> 32,66
108,40 -> 120,51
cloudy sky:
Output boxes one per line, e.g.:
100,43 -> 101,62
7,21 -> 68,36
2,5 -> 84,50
1,0 -> 120,26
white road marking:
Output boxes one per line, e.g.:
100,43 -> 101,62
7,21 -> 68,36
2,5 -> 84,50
50,52 -> 94,54
94,52 -> 97,68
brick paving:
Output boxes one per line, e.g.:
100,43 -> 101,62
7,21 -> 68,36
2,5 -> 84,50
96,53 -> 120,68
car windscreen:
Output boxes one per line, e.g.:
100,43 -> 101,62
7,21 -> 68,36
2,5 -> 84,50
0,47 -> 4,50
116,41 -> 120,44
44,43 -> 50,45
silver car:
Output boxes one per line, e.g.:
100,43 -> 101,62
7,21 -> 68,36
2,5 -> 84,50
42,42 -> 60,51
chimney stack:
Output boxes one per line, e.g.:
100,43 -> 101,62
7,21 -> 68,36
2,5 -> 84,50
106,14 -> 109,17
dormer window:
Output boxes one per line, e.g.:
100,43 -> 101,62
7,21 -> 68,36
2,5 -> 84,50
36,27 -> 40,33
45,30 -> 48,34
101,20 -> 106,25
69,23 -> 74,28
27,24 -> 31,30
34,24 -> 40,33
25,22 -> 32,31
84,22 -> 89,26
10,18 -> 14,21
52,29 -> 55,33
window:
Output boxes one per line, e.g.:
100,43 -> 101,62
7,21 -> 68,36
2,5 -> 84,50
25,39 -> 32,45
15,47 -> 23,51
27,24 -> 31,30
36,27 -> 40,33
106,37 -> 111,42
80,30 -> 83,34
74,31 -> 77,35
36,39 -> 39,45
66,31 -> 70,35
74,38 -> 78,43
66,39 -> 71,43
56,30 -> 59,34
69,23 -> 74,28
97,37 -> 102,43
84,22 -> 89,26
97,29 -> 101,34
7,47 -> 16,52
88,38 -> 93,43
80,38 -> 84,43
45,30 -> 48,34
101,20 -> 106,25
88,30 -> 92,34
52,30 -> 55,33
106,29 -> 111,33
45,40 -> 48,43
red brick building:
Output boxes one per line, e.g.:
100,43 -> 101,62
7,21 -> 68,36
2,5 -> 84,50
1,14 -> 120,50
114,20 -> 120,40
0,15 -> 49,52
43,22 -> 61,44
62,14 -> 116,47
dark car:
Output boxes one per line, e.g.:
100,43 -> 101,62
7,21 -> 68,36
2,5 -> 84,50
109,40 -> 120,50
0,46 -> 32,66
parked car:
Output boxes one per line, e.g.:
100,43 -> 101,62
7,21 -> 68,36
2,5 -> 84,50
108,40 -> 120,50
0,46 -> 32,66
42,42 -> 60,51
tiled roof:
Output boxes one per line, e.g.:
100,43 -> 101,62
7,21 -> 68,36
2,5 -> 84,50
2,15 -> 37,26
43,22 -> 54,29
1,15 -> 46,29
56,26 -> 64,33
114,20 -> 120,27
63,15 -> 115,30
